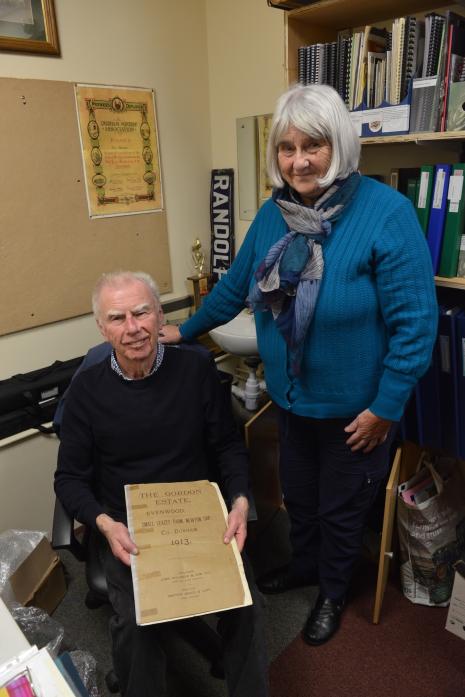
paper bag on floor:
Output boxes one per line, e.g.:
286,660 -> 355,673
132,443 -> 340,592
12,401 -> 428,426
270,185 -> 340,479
397,456 -> 465,606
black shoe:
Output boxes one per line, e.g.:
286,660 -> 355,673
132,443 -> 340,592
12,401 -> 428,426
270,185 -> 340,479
257,565 -> 318,595
302,594 -> 345,646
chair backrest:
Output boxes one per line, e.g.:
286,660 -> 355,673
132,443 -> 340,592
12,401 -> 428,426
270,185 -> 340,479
51,497 -> 111,605
51,498 -> 87,562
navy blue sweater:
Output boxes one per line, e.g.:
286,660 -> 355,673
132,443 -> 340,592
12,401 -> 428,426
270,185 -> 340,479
181,177 -> 438,421
54,347 -> 248,528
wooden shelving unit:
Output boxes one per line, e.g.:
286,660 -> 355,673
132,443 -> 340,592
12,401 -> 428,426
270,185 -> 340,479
285,1 -> 465,83
282,0 -> 465,623
287,0 -> 456,31
285,0 -> 465,291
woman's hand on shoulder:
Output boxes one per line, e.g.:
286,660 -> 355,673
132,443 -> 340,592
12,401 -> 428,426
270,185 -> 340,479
344,409 -> 392,453
158,323 -> 182,344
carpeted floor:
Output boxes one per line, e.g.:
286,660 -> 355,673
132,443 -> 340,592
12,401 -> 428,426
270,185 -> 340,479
51,508 -> 317,697
270,563 -> 465,697
48,509 -> 465,697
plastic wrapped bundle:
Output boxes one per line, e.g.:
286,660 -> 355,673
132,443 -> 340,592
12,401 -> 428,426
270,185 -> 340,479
0,529 -> 47,604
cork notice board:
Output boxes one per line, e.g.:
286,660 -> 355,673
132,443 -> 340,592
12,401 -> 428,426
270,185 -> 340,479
0,77 -> 172,336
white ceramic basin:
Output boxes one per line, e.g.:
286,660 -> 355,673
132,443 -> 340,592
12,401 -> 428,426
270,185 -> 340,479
209,309 -> 258,356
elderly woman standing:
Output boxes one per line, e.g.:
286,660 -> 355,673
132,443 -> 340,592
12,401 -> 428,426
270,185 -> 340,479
160,84 -> 437,644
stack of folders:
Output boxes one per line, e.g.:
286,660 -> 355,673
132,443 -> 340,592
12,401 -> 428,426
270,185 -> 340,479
400,16 -> 419,104
401,305 -> 465,459
388,17 -> 407,105
297,17 -> 418,113
298,41 -> 338,92
413,165 -> 434,233
297,11 -> 465,135
439,164 -> 465,277
410,13 -> 445,132
441,13 -> 465,130
425,164 -> 451,274
390,163 -> 465,278
405,11 -> 465,132
297,25 -> 387,109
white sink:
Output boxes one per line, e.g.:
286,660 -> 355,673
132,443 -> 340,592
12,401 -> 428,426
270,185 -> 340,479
209,309 -> 258,356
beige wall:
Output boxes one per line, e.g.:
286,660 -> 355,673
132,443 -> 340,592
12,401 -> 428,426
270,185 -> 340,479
0,0 -> 212,379
205,0 -> 285,245
0,0 -> 286,532
0,0 -> 213,532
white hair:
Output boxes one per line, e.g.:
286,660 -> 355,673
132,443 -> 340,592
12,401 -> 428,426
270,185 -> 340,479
266,83 -> 361,190
92,270 -> 160,319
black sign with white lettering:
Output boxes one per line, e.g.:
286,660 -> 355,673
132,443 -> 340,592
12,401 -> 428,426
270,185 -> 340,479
209,169 -> 235,285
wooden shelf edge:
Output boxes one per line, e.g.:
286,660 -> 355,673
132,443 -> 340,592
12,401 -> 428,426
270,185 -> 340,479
361,131 -> 465,146
435,276 -> 465,289
287,0 -> 461,28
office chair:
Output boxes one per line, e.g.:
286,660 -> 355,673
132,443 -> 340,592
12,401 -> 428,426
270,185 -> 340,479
51,498 -> 225,693
50,341 -> 249,691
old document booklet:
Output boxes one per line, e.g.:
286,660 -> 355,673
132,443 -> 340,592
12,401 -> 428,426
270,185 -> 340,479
125,480 -> 252,625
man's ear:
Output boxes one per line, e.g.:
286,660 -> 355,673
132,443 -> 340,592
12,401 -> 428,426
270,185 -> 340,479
158,306 -> 165,325
96,318 -> 107,340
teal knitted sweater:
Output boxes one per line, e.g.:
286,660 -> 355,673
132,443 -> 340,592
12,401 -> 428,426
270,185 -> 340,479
181,176 -> 438,421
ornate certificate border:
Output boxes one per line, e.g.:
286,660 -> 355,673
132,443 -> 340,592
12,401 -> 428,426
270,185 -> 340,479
75,84 -> 163,218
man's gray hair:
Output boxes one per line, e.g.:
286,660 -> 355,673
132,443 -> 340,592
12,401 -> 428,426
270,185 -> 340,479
266,83 -> 361,190
92,270 -> 161,319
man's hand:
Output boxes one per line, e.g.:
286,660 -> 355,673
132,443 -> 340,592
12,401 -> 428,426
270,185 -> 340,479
224,495 -> 249,553
344,409 -> 392,453
96,513 -> 138,566
158,324 -> 182,344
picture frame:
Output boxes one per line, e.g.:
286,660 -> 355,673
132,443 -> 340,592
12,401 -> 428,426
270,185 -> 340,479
0,0 -> 60,55
75,83 -> 163,218
257,113 -> 273,204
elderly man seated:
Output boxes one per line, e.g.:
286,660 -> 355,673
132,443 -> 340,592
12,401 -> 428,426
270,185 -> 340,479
54,270 -> 269,697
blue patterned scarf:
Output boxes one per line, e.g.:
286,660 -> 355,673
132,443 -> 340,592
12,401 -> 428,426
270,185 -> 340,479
247,172 -> 361,375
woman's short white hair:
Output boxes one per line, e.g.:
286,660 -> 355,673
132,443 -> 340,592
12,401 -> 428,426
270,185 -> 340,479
92,270 -> 160,319
267,83 -> 361,190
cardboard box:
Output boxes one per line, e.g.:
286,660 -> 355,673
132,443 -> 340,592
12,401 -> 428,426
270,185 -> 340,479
445,560 -> 465,641
9,536 -> 66,615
